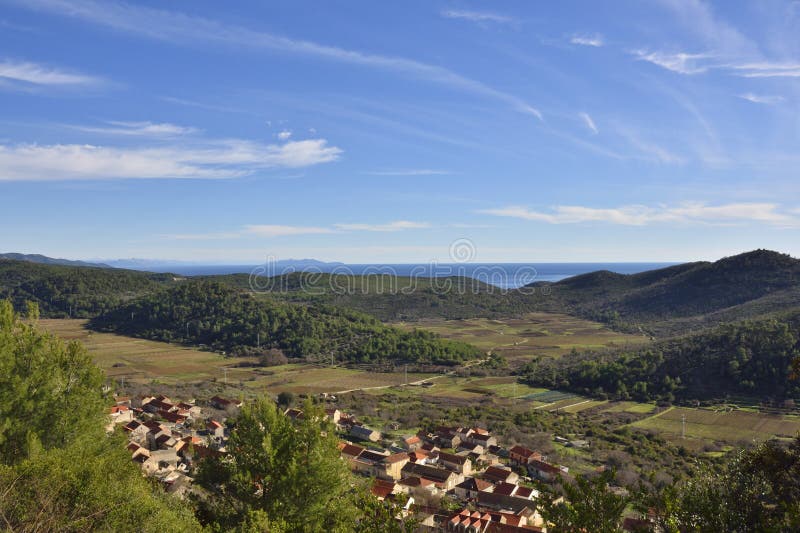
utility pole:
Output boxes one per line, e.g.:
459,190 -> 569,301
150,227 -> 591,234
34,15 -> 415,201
681,414 -> 686,439
405,364 -> 408,385
257,332 -> 261,348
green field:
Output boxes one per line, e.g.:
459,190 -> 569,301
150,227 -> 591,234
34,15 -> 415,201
631,406 -> 800,449
39,319 -> 437,394
394,313 -> 646,363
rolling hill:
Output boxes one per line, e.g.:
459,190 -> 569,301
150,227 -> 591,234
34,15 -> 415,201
0,259 -> 177,317
535,249 -> 800,335
88,281 -> 481,365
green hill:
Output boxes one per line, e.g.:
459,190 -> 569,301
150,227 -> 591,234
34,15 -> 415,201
534,250 -> 800,335
88,281 -> 481,365
0,259 -> 176,317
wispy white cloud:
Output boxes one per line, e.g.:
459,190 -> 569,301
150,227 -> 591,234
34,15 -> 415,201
632,51 -> 800,78
71,120 -> 199,137
334,221 -> 430,232
479,202 -> 800,227
243,225 -> 336,237
277,130 -> 292,140
0,59 -> 102,86
364,169 -> 451,176
615,127 -> 685,164
160,232 -> 242,241
440,9 -> 513,24
730,62 -> 800,78
737,93 -> 785,104
15,0 -> 541,119
167,220 -> 432,240
570,34 -> 604,47
631,49 -> 712,74
578,112 -> 598,135
638,2 -> 798,80
0,138 -> 342,181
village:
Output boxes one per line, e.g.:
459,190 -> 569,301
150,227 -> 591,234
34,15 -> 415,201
109,392 -> 651,532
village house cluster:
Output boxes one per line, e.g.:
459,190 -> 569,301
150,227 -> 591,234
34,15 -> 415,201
109,394 -> 646,532
332,419 -> 573,532
108,394 -> 241,497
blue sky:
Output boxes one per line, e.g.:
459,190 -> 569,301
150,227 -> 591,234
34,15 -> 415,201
1,0 -> 799,263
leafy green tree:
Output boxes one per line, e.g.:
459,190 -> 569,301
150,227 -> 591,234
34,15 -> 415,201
541,470 -> 628,533
0,299 -> 200,531
277,391 -> 295,408
353,489 -> 417,533
643,438 -> 800,532
196,398 -> 358,532
0,433 -> 199,532
0,299 -> 105,464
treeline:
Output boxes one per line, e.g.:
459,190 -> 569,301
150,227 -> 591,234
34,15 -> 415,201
0,259 -> 174,318
520,313 -> 800,402
89,281 -> 481,365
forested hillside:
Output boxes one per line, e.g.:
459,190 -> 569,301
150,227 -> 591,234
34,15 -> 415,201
3,250 -> 798,340
532,249 -> 800,334
89,281 -> 481,365
0,259 -> 175,317
520,310 -> 800,401
215,250 -> 800,336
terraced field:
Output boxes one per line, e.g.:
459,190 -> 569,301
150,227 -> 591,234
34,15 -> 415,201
394,313 -> 647,364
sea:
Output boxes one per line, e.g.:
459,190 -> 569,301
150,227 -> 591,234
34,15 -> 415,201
143,262 -> 677,290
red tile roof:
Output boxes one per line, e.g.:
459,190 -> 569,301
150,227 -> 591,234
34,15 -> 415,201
483,466 -> 516,483
509,445 -> 538,460
383,452 -> 410,464
494,482 -> 518,496
371,479 -> 396,499
340,443 -> 365,458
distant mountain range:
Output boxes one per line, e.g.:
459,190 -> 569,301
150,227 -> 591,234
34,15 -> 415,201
98,258 -> 346,274
0,253 -> 111,269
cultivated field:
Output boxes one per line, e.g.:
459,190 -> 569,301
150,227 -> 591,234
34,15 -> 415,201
38,319 -> 437,394
631,406 -> 800,449
394,313 -> 647,363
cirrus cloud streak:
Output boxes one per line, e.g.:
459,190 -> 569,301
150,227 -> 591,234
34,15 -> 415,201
479,202 -> 800,227
0,139 -> 342,181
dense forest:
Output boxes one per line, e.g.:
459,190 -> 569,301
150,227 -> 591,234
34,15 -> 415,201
89,281 -> 481,365
520,311 -> 800,402
0,259 -> 175,318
